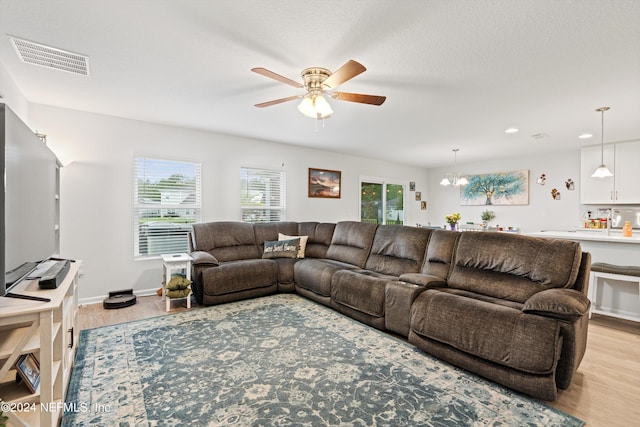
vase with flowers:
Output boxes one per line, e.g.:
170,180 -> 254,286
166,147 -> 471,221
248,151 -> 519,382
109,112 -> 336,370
481,210 -> 496,230
445,212 -> 461,230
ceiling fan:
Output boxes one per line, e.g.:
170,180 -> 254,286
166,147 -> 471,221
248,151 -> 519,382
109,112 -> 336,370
251,60 -> 386,119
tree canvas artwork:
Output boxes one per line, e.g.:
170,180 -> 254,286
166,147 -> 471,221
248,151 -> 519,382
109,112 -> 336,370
460,170 -> 529,205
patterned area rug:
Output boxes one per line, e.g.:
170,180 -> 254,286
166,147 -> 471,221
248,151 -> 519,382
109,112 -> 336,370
63,294 -> 584,426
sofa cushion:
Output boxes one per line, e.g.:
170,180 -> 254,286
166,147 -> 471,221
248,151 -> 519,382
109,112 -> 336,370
448,232 -> 582,303
262,238 -> 300,259
294,258 -> 358,297
279,233 -> 308,258
331,269 -> 396,318
364,225 -> 432,276
523,288 -> 590,321
411,289 -> 561,374
421,230 -> 461,279
191,250 -> 219,267
201,259 -> 278,296
253,222 -> 299,252
326,221 -> 377,268
298,222 -> 335,258
192,222 -> 260,262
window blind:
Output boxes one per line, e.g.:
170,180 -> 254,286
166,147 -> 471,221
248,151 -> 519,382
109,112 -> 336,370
240,167 -> 286,222
134,157 -> 201,257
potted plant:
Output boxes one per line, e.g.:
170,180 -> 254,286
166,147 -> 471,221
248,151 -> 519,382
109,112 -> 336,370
445,212 -> 461,230
481,210 -> 495,229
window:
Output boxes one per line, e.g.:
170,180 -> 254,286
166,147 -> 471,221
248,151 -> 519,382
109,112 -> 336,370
240,167 -> 286,222
134,157 -> 201,257
360,179 -> 405,225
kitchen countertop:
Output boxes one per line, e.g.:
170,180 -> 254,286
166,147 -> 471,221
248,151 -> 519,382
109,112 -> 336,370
528,230 -> 640,244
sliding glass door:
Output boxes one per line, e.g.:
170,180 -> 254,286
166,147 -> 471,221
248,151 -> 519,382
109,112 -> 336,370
360,180 -> 405,225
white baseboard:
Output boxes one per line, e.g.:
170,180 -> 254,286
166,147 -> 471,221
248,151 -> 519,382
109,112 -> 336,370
79,288 -> 159,306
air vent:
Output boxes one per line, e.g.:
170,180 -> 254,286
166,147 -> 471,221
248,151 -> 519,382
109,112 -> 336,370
9,36 -> 89,76
530,133 -> 549,140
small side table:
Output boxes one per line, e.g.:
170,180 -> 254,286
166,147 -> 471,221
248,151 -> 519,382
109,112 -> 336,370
161,253 -> 193,312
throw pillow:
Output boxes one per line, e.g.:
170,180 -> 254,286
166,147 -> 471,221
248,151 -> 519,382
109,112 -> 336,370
278,233 -> 308,258
167,275 -> 192,291
263,238 -> 300,259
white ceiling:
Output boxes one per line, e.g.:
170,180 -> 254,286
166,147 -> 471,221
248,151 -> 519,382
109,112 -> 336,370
1,0 -> 639,168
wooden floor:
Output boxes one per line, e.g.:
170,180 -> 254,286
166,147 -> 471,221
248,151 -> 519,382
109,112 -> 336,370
79,296 -> 640,426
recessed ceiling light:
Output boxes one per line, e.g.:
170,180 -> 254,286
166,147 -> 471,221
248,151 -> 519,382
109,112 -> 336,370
505,128 -> 519,133
578,133 -> 593,139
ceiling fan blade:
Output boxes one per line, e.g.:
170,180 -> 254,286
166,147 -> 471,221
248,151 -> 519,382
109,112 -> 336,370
251,67 -> 303,88
332,92 -> 386,106
254,95 -> 300,108
321,60 -> 367,90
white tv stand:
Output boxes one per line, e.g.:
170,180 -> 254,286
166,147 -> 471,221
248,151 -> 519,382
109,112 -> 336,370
0,261 -> 81,427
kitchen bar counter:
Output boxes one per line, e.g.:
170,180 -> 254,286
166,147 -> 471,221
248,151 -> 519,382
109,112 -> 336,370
529,229 -> 640,322
528,230 -> 640,244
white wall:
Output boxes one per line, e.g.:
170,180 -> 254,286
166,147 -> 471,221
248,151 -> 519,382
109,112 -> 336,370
0,62 -> 30,123
27,104 -> 430,302
425,150 -> 583,234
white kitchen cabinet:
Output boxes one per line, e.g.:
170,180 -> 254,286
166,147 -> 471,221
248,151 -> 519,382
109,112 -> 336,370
580,140 -> 640,204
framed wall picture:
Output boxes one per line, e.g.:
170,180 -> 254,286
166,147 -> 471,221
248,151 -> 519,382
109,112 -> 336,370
308,168 -> 341,198
459,170 -> 529,206
15,353 -> 40,393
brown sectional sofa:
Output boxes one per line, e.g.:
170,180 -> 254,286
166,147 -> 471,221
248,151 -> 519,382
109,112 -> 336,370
189,220 -> 591,401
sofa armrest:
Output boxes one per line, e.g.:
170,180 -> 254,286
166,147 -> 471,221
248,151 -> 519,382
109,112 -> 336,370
191,251 -> 220,267
398,273 -> 446,288
523,288 -> 590,321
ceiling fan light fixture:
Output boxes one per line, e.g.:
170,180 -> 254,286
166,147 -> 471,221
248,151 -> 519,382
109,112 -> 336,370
297,94 -> 333,119
314,94 -> 333,118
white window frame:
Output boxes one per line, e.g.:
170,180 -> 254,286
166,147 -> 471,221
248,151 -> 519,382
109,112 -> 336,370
133,156 -> 202,258
240,166 -> 286,222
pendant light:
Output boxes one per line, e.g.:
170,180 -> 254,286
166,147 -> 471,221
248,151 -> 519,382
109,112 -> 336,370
591,107 -> 614,178
440,149 -> 468,186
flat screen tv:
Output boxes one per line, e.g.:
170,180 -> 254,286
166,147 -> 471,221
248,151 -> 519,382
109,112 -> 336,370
1,103 -> 59,297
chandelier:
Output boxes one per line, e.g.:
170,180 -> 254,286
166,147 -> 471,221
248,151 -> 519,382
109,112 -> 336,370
440,149 -> 469,187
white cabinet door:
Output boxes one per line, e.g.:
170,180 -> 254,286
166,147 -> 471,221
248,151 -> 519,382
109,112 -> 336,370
614,141 -> 640,203
580,144 -> 615,204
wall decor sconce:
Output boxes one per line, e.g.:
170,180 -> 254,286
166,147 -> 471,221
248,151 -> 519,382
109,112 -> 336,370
565,179 -> 575,190
551,188 -> 561,200
537,174 -> 546,185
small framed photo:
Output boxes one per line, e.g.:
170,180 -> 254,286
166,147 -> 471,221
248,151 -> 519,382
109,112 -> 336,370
308,168 -> 341,198
409,182 -> 416,191
415,192 -> 421,201
16,353 -> 40,393
421,201 -> 427,210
